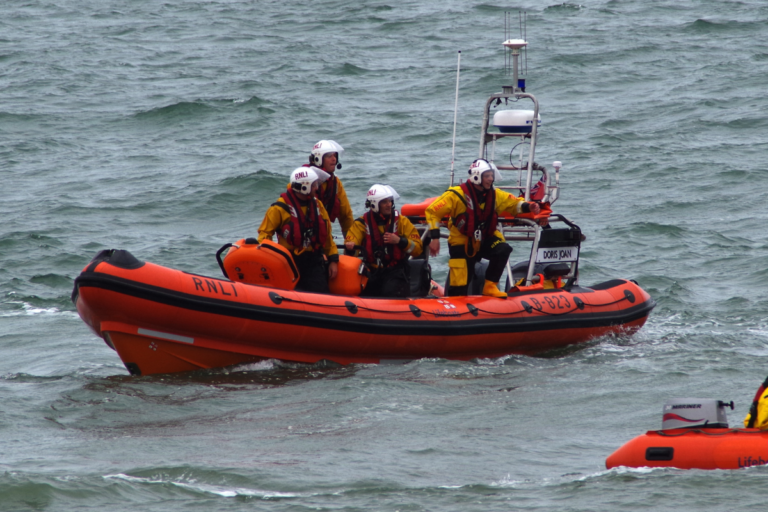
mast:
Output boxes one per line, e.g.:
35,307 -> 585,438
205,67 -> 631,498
477,37 -> 539,202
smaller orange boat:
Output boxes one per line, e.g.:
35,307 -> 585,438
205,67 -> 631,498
606,399 -> 768,470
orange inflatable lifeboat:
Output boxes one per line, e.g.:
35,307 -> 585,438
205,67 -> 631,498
72,239 -> 654,376
606,398 -> 768,470
71,37 -> 655,377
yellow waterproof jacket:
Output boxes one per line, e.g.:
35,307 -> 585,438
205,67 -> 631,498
288,175 -> 354,236
257,196 -> 339,258
345,212 -> 423,266
744,379 -> 768,430
425,186 -> 527,247
322,175 -> 355,236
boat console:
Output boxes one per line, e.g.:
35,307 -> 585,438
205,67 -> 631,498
403,32 -> 581,291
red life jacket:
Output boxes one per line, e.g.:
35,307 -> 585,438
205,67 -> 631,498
319,175 -> 341,222
302,163 -> 341,222
363,210 -> 405,268
452,183 -> 498,241
276,189 -> 328,252
529,171 -> 548,201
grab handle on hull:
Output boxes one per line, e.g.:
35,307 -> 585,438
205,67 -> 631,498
216,243 -> 234,279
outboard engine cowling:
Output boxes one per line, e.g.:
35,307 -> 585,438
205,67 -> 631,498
661,398 -> 734,430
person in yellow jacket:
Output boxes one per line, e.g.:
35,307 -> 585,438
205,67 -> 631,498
744,376 -> 768,429
426,159 -> 540,298
305,140 -> 355,237
344,184 -> 423,298
258,167 -> 339,294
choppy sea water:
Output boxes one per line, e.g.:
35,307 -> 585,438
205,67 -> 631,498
2,0 -> 768,510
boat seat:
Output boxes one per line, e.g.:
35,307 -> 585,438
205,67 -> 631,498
407,259 -> 432,297
539,226 -> 582,249
509,260 -> 540,281
543,263 -> 571,278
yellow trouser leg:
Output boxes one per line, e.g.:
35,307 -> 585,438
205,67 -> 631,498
448,258 -> 468,288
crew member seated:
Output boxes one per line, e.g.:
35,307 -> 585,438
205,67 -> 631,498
258,167 -> 339,293
425,159 -> 540,298
344,184 -> 422,298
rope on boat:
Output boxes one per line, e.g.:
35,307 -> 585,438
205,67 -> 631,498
655,428 -> 764,437
272,294 -> 475,317
472,295 -> 630,317
267,292 -> 631,318
537,296 -> 629,316
466,305 -> 529,316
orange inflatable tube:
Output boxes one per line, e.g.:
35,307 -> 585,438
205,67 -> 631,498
606,428 -> 768,470
72,248 -> 655,376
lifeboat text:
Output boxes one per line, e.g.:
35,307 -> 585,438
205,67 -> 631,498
541,249 -> 572,260
527,294 -> 572,311
738,455 -> 768,468
536,246 -> 578,263
432,299 -> 460,316
432,308 -> 461,317
191,277 -> 238,297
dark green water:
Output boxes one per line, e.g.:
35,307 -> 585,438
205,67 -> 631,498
2,1 -> 768,510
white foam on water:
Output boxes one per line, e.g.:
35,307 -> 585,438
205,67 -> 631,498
2,300 -> 78,318
490,465 -> 662,489
104,473 -> 302,499
230,359 -> 279,372
489,474 -> 532,488
172,481 -> 301,498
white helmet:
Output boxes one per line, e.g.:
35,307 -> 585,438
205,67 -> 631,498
310,140 -> 344,169
468,159 -> 502,185
290,167 -> 322,195
365,184 -> 400,213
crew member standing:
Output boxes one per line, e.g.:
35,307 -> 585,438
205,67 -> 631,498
306,140 -> 354,237
345,184 -> 422,298
425,159 -> 540,298
258,167 -> 339,293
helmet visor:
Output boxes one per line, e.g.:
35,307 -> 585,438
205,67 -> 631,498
311,166 -> 331,184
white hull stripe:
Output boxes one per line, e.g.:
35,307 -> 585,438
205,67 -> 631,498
138,328 -> 194,344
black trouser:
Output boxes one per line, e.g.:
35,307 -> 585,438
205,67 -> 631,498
447,235 -> 512,296
361,265 -> 410,298
294,251 -> 329,294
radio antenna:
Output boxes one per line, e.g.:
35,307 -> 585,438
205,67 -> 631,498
449,50 -> 461,187
505,11 -> 527,79
504,11 -> 509,75
523,11 -> 528,75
